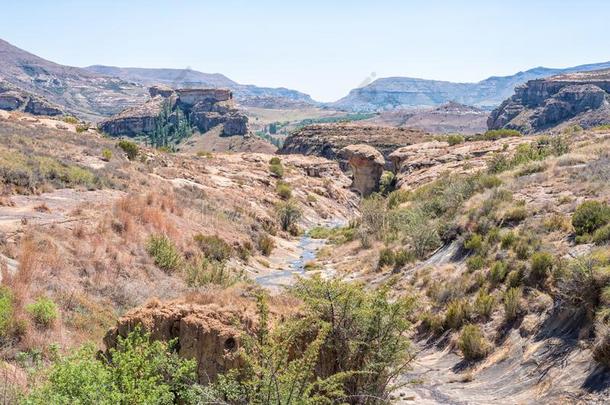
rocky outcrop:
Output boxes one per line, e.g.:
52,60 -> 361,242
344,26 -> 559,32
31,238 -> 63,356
280,124 -> 429,166
99,87 -> 248,138
339,144 -> 385,196
389,137 -> 530,190
0,81 -> 64,116
488,69 -> 610,133
104,299 -> 257,384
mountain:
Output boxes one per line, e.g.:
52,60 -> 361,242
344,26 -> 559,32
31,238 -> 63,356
0,38 -> 148,120
332,62 -> 610,112
488,68 -> 610,133
85,65 -> 317,108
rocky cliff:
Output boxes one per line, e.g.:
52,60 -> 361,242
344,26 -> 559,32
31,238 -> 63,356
279,124 -> 430,165
99,86 -> 248,140
488,69 -> 610,133
0,80 -> 64,116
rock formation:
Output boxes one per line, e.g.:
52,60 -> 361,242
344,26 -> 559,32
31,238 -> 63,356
389,136 -> 530,190
488,69 -> 610,133
99,87 -> 248,138
280,124 -> 429,165
0,81 -> 64,116
104,299 -> 257,384
339,144 -> 385,196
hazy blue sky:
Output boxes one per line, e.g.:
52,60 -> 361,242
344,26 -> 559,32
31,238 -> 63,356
2,1 -> 609,101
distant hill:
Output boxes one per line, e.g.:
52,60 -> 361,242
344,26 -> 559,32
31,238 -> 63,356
0,38 -> 148,120
332,62 -> 610,112
85,65 -> 318,108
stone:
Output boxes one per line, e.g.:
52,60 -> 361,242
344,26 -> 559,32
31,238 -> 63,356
339,144 -> 385,196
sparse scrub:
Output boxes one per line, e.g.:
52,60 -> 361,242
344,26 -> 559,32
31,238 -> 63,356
483,129 -> 522,140
529,252 -> 554,283
379,171 -> 396,195
257,234 -> 275,256
387,189 -> 410,209
489,261 -> 508,285
467,255 -> 485,272
592,321 -> 610,367
0,287 -> 14,337
101,148 -> 112,161
474,290 -> 495,320
572,200 -> 610,236
378,247 -> 395,269
276,199 -> 302,232
446,134 -> 465,145
269,160 -> 284,178
459,324 -> 490,360
146,234 -> 182,272
503,206 -> 528,223
445,299 -> 472,330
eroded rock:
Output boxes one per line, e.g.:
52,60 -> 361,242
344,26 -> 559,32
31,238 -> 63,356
339,144 -> 385,196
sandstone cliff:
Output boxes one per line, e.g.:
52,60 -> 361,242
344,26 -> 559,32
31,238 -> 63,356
99,86 -> 249,140
0,80 -> 64,116
280,124 -> 429,166
488,69 -> 610,133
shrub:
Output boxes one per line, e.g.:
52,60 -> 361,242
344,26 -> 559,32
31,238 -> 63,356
117,140 -> 139,160
489,261 -> 508,284
530,252 -> 553,283
0,287 -> 14,337
464,233 -> 484,253
503,287 -> 522,322
592,223 -> 610,244
379,171 -> 396,195
184,259 -> 237,287
378,247 -> 395,269
516,161 -> 546,177
500,231 -> 517,249
445,299 -> 471,330
504,206 -> 528,223
269,156 -> 281,165
26,297 -> 58,328
101,148 -> 112,161
506,270 -> 523,288
459,324 -> 490,360
24,330 -> 197,404
146,234 -> 182,272
257,234 -> 275,256
276,199 -> 302,232
446,134 -> 465,145
269,162 -> 284,178
474,290 -> 495,320
387,189 -> 410,209
572,201 -> 610,236
419,311 -> 445,336
557,251 -> 610,314
467,255 -> 485,272
394,248 -> 414,269
483,129 -> 522,140
193,234 -> 232,262
593,321 -> 610,368
275,181 -> 292,199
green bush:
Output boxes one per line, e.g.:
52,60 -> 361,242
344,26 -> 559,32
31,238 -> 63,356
446,134 -> 465,146
184,259 -> 237,287
419,311 -> 445,336
269,156 -> 281,165
459,324 -> 490,360
500,231 -> 517,249
276,199 -> 302,232
504,206 -> 528,223
0,287 -> 14,337
26,297 -> 58,328
146,234 -> 182,272
445,299 -> 471,330
530,252 -> 553,283
379,171 -> 396,195
503,287 -> 522,322
467,255 -> 485,272
474,290 -> 495,320
275,181 -> 292,199
193,234 -> 232,262
269,162 -> 284,178
101,148 -> 112,161
464,233 -> 484,252
394,248 -> 414,268
24,329 -> 197,404
117,140 -> 139,161
592,223 -> 610,244
387,189 -> 410,209
489,261 -> 508,284
572,201 -> 610,236
483,129 -> 522,140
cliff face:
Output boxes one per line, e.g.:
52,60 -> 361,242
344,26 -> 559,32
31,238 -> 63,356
488,70 -> 610,133
0,81 -> 64,116
99,86 -> 248,138
280,124 -> 429,166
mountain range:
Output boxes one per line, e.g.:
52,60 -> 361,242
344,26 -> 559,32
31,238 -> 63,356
332,62 -> 610,111
2,37 -> 610,120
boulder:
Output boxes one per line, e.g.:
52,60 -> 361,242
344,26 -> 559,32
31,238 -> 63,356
339,144 -> 385,196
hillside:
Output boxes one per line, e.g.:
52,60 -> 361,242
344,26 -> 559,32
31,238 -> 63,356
488,68 -> 610,133
332,61 -> 610,111
85,65 -> 318,108
0,39 -> 148,120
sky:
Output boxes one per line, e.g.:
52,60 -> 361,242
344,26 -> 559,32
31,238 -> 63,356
2,0 -> 610,102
